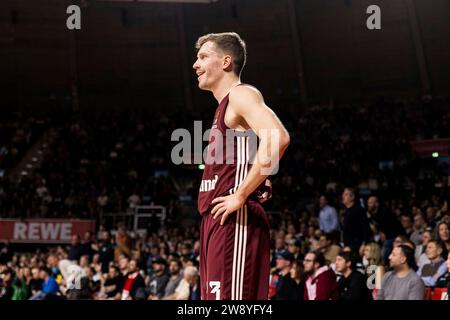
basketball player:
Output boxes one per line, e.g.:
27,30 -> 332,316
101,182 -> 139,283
193,32 -> 290,300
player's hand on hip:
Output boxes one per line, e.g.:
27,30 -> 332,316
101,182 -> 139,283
211,193 -> 246,225
257,179 -> 272,203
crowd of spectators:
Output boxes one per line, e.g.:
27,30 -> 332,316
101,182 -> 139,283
1,95 -> 450,300
0,111 -> 48,173
1,189 -> 449,300
0,224 -> 201,300
0,109 -> 183,222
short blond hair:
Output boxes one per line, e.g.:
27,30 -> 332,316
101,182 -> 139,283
195,32 -> 247,76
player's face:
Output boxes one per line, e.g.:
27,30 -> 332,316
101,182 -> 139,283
193,41 -> 225,91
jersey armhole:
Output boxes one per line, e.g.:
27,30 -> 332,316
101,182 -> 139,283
222,83 -> 255,131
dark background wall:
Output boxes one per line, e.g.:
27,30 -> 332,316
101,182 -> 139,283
1,0 -> 449,111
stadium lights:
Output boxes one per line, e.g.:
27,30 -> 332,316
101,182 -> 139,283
432,152 -> 439,158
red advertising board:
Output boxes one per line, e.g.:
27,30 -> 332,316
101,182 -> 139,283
0,219 -> 96,244
410,138 -> 450,157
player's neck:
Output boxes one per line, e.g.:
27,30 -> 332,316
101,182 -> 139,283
212,76 -> 241,103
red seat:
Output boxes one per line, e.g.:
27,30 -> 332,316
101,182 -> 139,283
425,287 -> 432,300
372,288 -> 378,299
431,288 -> 448,300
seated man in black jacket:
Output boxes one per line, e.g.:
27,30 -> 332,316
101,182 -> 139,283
275,250 -> 302,300
121,259 -> 146,300
335,251 -> 371,301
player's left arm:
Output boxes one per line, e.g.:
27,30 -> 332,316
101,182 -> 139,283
211,85 -> 290,225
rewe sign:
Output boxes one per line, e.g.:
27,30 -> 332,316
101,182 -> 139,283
0,219 -> 95,243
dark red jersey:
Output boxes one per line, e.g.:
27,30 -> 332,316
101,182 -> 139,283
197,91 -> 258,214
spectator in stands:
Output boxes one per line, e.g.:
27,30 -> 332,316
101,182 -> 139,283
163,259 -> 183,298
436,222 -> 450,251
367,196 -> 403,264
0,267 -> 14,300
416,240 -> 448,287
0,242 -> 13,265
28,267 -> 43,298
29,267 -> 59,300
426,207 -> 438,229
415,230 -> 432,267
188,269 -> 200,300
98,266 -> 121,300
127,192 -> 141,209
305,227 -> 321,252
164,266 -> 198,300
46,254 -> 61,279
120,259 -> 145,300
362,242 -> 382,269
303,251 -> 338,300
271,236 -> 287,267
147,257 -> 169,300
115,254 -> 129,299
115,224 -> 132,262
68,235 -> 83,262
289,260 -> 305,300
319,195 -> 339,233
274,250 -> 299,300
79,255 -> 90,269
403,240 -> 419,271
97,231 -> 115,274
318,232 -> 341,265
410,213 -> 427,246
376,245 -> 424,300
435,252 -> 450,290
342,188 -> 371,252
12,267 -> 29,300
287,239 -> 302,261
393,235 -> 409,247
401,214 -> 414,239
80,231 -> 95,259
335,251 -> 371,301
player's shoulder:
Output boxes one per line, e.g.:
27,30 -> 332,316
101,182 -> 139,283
230,83 -> 262,97
228,83 -> 264,106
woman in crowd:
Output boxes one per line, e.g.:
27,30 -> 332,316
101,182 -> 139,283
436,222 -> 450,251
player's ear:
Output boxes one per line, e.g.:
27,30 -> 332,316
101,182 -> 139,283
223,55 -> 233,71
